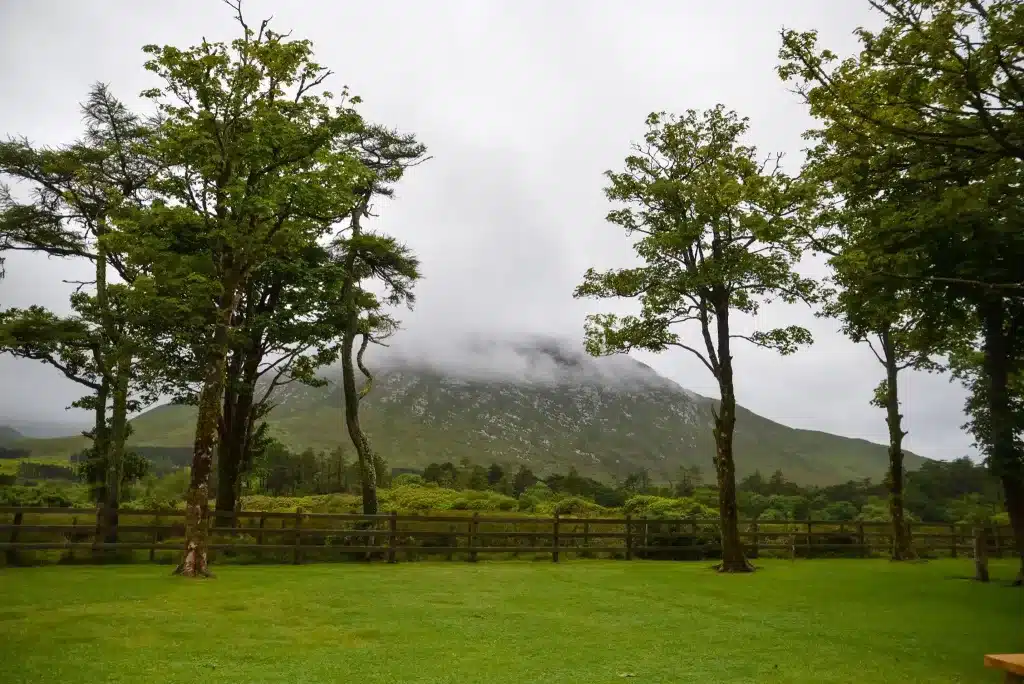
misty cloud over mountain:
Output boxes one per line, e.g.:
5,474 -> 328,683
359,333 -> 703,397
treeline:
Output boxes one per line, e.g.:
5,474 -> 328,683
0,437 -> 1004,528
2,0 -> 1023,577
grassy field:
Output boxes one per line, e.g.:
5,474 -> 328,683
0,559 -> 1021,684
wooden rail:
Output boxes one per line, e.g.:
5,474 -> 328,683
0,506 -> 1015,566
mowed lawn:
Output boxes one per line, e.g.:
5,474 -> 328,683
1,559 -> 1022,683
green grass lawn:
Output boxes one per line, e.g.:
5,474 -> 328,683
1,559 -> 1021,683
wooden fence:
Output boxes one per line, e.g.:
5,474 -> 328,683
0,506 -> 1015,566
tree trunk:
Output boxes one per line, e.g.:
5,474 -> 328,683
215,345 -> 258,527
91,373 -> 110,542
711,302 -> 752,573
980,298 -> 1024,585
103,356 -> 131,545
339,205 -> 378,515
880,328 -> 913,561
215,278 -> 276,524
92,224 -> 112,538
1002,471 -> 1024,586
175,276 -> 240,578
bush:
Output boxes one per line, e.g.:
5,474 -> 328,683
0,483 -> 90,507
392,473 -> 424,487
623,495 -> 716,519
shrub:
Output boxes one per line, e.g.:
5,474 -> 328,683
393,473 -> 424,487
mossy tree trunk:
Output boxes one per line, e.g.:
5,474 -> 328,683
879,326 -> 914,561
712,299 -> 753,573
176,274 -> 241,578
981,299 -> 1024,586
339,206 -> 378,516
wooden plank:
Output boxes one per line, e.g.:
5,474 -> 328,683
985,654 -> 1024,679
468,513 -> 479,563
552,512 -> 560,563
0,542 -> 182,551
5,511 -> 23,565
387,511 -> 397,564
293,508 -> 303,565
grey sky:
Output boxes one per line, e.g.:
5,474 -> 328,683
0,0 -> 974,460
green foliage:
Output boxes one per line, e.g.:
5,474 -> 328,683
622,495 -> 716,519
0,482 -> 90,507
575,105 -> 817,366
779,0 -> 1024,485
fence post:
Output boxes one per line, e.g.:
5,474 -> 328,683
387,511 -> 398,564
806,521 -> 813,559
750,520 -> 759,559
150,514 -> 160,563
5,511 -> 23,566
583,520 -> 590,554
857,522 -> 866,558
92,506 -> 104,561
257,513 -> 266,551
950,523 -> 957,559
552,512 -> 560,563
993,526 -> 1002,558
293,507 -> 303,565
468,512 -> 479,563
906,521 -> 914,557
625,514 -> 633,561
974,526 -> 990,583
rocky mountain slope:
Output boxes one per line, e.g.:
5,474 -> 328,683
16,335 -> 925,486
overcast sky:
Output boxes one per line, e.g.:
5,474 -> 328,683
0,0 -> 975,460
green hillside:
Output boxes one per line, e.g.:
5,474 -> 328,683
12,338 -> 928,486
0,425 -> 24,446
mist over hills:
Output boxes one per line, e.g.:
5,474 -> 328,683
11,334 -> 926,485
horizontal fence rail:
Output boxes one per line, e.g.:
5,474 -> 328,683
0,506 -> 1015,566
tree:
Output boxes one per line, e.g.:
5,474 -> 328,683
0,84 -> 158,540
211,242 -> 350,523
780,0 -> 1024,581
511,465 -> 538,497
330,125 -> 425,515
674,465 -> 704,497
126,5 -> 369,576
820,269 -> 940,559
486,463 -> 505,489
574,106 -> 818,572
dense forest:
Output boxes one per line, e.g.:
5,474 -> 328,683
1,0 -> 1022,579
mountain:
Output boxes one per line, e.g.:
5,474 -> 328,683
14,335 -> 927,485
0,425 -> 23,446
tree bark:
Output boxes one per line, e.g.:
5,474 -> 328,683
215,347 -> 258,526
92,223 -> 112,540
175,275 -> 240,578
980,298 -> 1024,586
1002,470 -> 1024,586
711,301 -> 753,573
91,372 -> 110,543
339,204 -> 378,515
880,327 -> 914,561
103,356 -> 131,545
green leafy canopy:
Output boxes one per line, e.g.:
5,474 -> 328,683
574,105 -> 818,373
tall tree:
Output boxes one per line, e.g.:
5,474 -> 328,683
126,4 -> 368,576
325,125 -> 425,515
212,244 -> 349,523
574,106 -> 818,572
820,253 -> 939,559
0,84 -> 157,539
780,0 -> 1024,581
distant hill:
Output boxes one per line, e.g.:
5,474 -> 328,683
13,335 -> 928,486
0,425 -> 24,446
